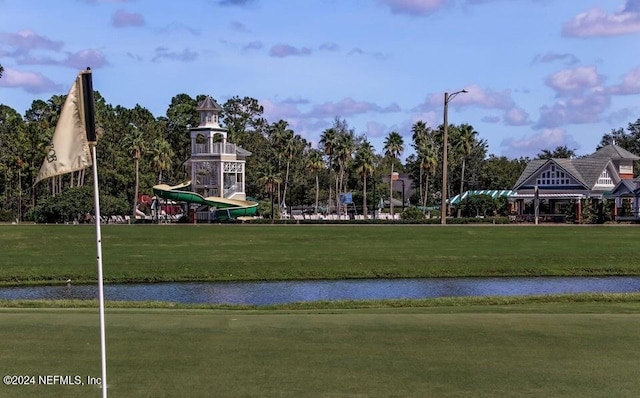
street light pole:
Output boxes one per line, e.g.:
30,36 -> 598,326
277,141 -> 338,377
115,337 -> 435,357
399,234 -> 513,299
441,89 -> 467,225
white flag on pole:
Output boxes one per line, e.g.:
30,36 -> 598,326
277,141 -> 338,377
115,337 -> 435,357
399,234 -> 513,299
35,74 -> 92,183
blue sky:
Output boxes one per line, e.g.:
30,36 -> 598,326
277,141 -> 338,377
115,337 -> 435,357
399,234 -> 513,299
1,0 -> 639,159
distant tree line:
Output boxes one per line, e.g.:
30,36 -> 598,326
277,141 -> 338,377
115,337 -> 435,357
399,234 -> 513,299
0,82 -> 637,222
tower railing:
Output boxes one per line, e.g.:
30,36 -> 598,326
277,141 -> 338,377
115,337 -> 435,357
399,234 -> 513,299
223,182 -> 243,198
193,143 -> 237,155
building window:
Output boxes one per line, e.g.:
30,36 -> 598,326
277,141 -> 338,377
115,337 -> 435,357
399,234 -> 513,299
597,170 -> 612,185
536,166 -> 569,186
620,164 -> 633,175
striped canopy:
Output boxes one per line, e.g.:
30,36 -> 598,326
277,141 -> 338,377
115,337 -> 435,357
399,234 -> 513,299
447,190 -> 515,205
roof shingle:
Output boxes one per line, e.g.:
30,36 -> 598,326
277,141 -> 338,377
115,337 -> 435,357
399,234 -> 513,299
588,144 -> 639,160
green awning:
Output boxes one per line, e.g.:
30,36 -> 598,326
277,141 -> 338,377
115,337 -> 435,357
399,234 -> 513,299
447,190 -> 515,205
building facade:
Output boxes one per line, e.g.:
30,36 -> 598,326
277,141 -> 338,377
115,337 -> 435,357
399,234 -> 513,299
511,144 -> 639,222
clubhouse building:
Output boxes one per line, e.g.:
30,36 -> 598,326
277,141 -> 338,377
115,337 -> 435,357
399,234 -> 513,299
510,144 -> 640,223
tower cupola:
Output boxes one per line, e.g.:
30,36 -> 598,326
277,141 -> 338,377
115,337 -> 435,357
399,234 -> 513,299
196,96 -> 223,128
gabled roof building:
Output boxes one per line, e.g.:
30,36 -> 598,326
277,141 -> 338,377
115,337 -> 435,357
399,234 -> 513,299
511,144 -> 639,222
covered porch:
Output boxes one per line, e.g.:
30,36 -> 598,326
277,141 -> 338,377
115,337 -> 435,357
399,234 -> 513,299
508,192 -> 586,223
607,180 -> 640,222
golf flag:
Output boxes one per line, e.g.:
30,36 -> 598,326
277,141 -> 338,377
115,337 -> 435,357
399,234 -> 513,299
34,69 -> 108,397
35,72 -> 93,183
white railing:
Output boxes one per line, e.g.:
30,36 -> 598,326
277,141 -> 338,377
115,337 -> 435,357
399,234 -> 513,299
193,143 -> 237,155
223,182 -> 243,198
194,143 -> 209,154
212,143 -> 236,154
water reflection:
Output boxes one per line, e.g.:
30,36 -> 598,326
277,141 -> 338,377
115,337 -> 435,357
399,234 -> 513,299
1,277 -> 639,306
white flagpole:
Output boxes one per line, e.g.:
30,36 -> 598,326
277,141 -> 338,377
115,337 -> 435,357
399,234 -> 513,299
80,68 -> 108,398
91,142 -> 108,398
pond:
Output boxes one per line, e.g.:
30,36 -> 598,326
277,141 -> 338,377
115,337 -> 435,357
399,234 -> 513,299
1,276 -> 640,306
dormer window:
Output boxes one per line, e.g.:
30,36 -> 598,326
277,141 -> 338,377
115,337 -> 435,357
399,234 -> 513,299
597,170 -> 612,185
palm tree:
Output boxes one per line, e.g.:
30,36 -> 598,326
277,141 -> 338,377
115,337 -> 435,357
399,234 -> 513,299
126,124 -> 147,219
272,121 -> 295,210
383,131 -> 404,216
306,149 -> 324,213
411,121 -> 429,207
420,140 -> 439,211
256,164 -> 282,221
354,139 -> 375,218
412,121 -> 440,211
334,130 -> 355,214
319,128 -> 337,213
151,138 -> 174,184
455,124 -> 477,217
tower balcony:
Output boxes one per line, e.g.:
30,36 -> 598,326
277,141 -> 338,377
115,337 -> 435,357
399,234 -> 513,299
193,142 -> 237,155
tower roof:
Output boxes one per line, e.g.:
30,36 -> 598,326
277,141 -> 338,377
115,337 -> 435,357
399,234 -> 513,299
196,96 -> 222,112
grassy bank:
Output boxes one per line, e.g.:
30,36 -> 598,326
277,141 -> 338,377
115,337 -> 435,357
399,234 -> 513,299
2,224 -> 640,285
3,293 -> 640,311
1,300 -> 640,397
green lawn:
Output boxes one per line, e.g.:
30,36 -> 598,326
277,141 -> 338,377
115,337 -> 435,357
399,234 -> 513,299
3,225 -> 640,397
1,302 -> 640,397
1,224 -> 640,285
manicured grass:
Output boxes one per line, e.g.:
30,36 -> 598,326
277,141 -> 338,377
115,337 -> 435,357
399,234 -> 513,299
4,225 -> 639,397
1,301 -> 640,397
2,224 -> 640,285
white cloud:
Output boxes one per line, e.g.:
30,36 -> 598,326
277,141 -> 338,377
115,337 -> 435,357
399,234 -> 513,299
426,84 -> 514,110
536,92 -> 611,128
0,29 -> 63,52
63,49 -> 108,69
111,9 -> 145,28
609,66 -> 640,95
501,128 -> 579,158
261,98 -> 304,121
307,98 -> 401,119
422,84 -> 530,126
379,0 -> 449,16
545,66 -> 604,96
0,67 -> 62,93
364,121 -> 388,138
562,5 -> 640,37
504,107 -> 531,126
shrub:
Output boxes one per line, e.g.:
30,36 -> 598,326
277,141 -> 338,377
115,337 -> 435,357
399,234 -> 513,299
400,207 -> 425,221
0,208 -> 13,222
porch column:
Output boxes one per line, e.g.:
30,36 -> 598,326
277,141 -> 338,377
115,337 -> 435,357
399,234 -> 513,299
577,200 -> 582,224
517,199 -> 524,217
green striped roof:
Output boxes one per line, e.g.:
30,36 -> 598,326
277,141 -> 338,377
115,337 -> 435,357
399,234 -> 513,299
447,190 -> 515,205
